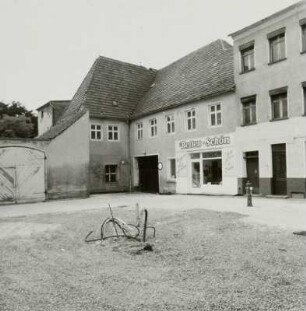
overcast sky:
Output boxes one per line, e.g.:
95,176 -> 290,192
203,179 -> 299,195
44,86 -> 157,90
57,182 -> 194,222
0,0 -> 298,111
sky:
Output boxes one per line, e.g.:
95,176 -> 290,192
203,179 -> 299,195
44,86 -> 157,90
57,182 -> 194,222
0,0 -> 299,111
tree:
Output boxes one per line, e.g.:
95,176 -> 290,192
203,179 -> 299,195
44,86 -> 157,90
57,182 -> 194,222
0,101 -> 37,138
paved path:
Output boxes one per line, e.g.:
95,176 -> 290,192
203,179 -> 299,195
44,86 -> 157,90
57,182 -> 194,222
0,193 -> 305,231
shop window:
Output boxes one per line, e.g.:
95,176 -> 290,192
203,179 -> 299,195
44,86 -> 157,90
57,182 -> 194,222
105,165 -> 117,183
209,103 -> 222,127
300,19 -> 306,53
268,29 -> 286,63
108,125 -> 119,141
136,122 -> 143,140
166,115 -> 175,134
270,88 -> 288,120
186,109 -> 196,131
91,124 -> 102,140
202,151 -> 222,185
150,118 -> 157,137
241,96 -> 256,125
168,158 -> 176,180
240,44 -> 254,73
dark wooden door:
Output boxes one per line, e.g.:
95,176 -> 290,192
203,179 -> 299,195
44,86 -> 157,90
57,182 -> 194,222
138,156 -> 159,193
246,151 -> 259,194
272,144 -> 287,195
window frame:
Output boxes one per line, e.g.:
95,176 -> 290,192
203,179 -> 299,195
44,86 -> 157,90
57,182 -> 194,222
208,103 -> 222,127
240,43 -> 255,73
241,96 -> 257,126
149,118 -> 158,138
90,123 -> 103,141
302,82 -> 306,115
107,124 -> 119,141
301,23 -> 306,53
270,88 -> 288,121
136,122 -> 143,140
185,108 -> 196,131
268,30 -> 286,64
165,114 -> 175,134
105,164 -> 118,183
168,158 -> 176,181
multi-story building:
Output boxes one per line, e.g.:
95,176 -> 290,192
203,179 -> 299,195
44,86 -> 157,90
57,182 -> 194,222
230,0 -> 306,197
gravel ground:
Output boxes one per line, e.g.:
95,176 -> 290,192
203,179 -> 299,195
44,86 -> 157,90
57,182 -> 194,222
0,205 -> 305,311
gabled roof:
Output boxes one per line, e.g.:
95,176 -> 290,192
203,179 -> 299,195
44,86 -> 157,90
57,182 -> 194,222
62,56 -> 156,120
132,39 -> 235,118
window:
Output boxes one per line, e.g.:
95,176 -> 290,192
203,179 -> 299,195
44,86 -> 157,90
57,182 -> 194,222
241,96 -> 256,125
91,124 -> 102,140
166,115 -> 175,134
240,43 -> 254,73
105,165 -> 117,183
186,109 -> 196,130
268,29 -> 286,63
301,23 -> 306,53
302,82 -> 306,114
136,122 -> 143,140
168,158 -> 176,180
150,118 -> 157,137
108,125 -> 119,141
209,103 -> 222,127
270,88 -> 288,120
202,151 -> 222,185
40,111 -> 44,118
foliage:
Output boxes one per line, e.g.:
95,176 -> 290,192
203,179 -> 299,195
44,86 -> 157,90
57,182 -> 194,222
0,101 -> 37,138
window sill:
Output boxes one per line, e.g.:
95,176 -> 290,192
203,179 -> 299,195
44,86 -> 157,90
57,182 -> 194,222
269,117 -> 289,122
240,68 -> 255,75
268,58 -> 287,65
241,122 -> 257,127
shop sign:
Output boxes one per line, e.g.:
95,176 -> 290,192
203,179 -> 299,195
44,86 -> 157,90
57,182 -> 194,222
178,135 -> 231,150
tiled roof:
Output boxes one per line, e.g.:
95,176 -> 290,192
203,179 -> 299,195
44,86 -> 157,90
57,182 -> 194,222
63,57 -> 156,120
132,39 -> 235,118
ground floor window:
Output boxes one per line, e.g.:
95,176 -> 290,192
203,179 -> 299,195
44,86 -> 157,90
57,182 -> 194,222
105,165 -> 117,183
191,151 -> 222,187
168,158 -> 176,180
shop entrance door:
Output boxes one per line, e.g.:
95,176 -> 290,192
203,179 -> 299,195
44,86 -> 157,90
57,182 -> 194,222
137,156 -> 159,193
272,144 -> 287,195
245,151 -> 259,194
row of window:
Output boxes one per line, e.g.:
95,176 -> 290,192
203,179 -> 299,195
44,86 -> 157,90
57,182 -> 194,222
241,83 -> 306,125
136,103 -> 222,140
240,20 -> 306,73
91,124 -> 119,141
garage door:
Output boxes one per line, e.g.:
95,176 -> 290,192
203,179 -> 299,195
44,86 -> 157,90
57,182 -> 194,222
0,146 -> 46,204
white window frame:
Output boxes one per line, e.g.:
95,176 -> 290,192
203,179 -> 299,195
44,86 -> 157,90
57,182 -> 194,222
136,122 -> 143,140
105,164 -> 118,183
185,108 -> 196,131
166,114 -> 175,134
149,118 -> 158,137
91,124 -> 103,141
208,103 -> 222,127
168,158 -> 176,181
107,124 -> 119,141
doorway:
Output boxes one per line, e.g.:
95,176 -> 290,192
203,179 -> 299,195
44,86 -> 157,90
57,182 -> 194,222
137,155 -> 159,193
245,151 -> 259,194
272,144 -> 287,195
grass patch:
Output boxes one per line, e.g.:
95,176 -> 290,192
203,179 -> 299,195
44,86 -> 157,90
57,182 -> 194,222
0,207 -> 305,311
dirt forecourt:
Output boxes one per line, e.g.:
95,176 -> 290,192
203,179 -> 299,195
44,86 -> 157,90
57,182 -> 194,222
0,193 -> 305,311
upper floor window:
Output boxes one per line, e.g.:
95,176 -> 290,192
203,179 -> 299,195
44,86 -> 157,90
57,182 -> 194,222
166,114 -> 175,134
91,124 -> 102,140
105,165 -> 117,183
209,103 -> 222,127
300,19 -> 306,53
150,118 -> 157,137
268,28 -> 286,63
40,111 -> 44,118
241,96 -> 256,125
239,41 -> 255,73
136,122 -> 143,140
270,87 -> 288,120
186,109 -> 196,131
302,82 -> 306,115
108,125 -> 119,141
